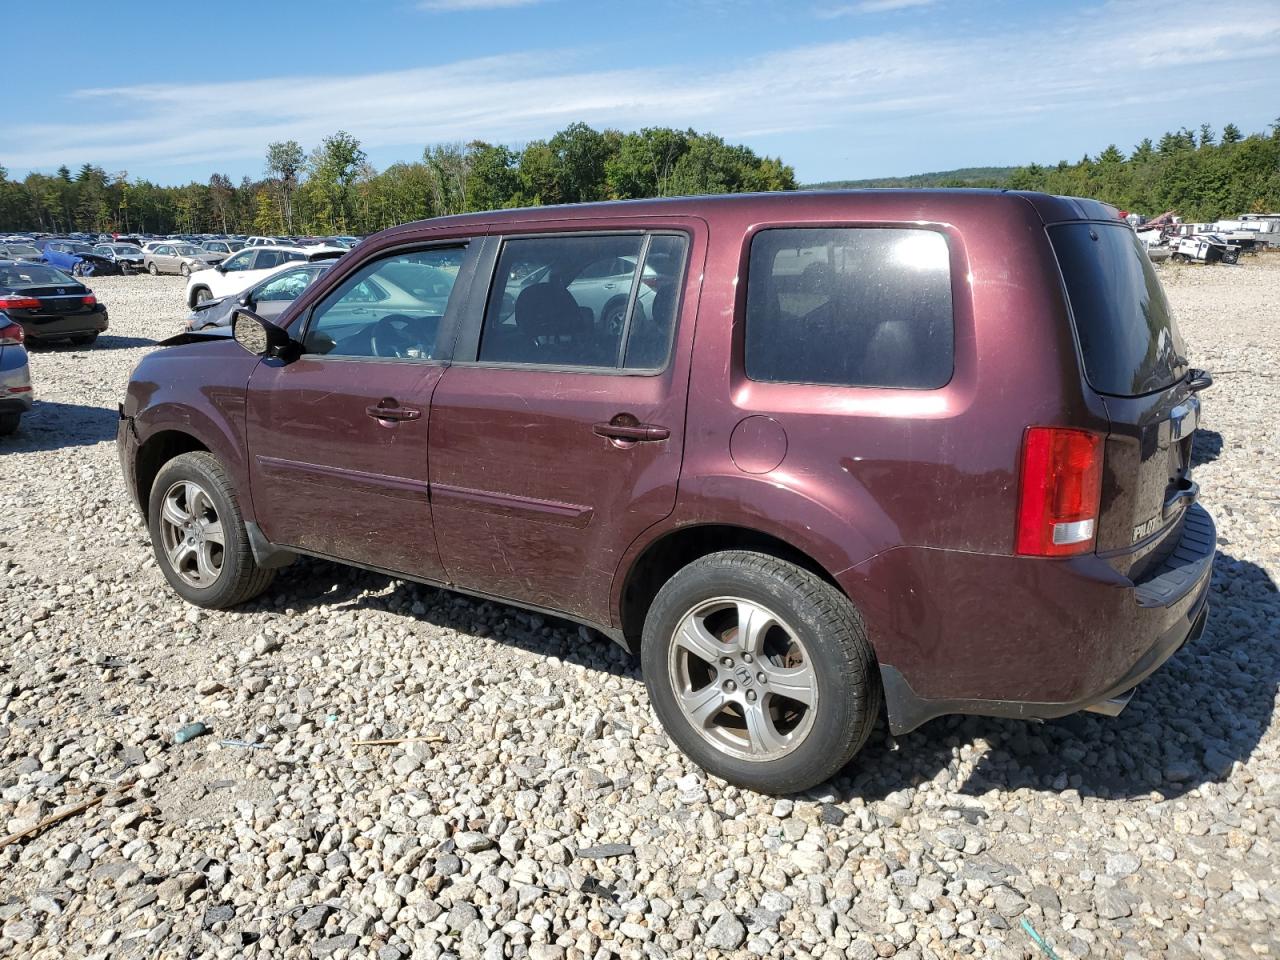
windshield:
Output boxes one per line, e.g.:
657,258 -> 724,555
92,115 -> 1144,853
1049,222 -> 1187,397
0,263 -> 76,287
6,245 -> 40,257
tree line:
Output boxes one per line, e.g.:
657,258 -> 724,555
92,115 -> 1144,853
1003,120 -> 1280,220
0,124 -> 797,236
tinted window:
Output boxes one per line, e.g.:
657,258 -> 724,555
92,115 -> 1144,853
745,228 -> 953,389
479,233 -> 688,370
1049,223 -> 1187,396
303,246 -> 466,360
623,235 -> 686,371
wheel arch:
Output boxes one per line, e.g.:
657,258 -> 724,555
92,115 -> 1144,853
615,522 -> 848,654
133,429 -> 210,520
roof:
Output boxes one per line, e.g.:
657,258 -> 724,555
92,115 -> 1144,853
373,188 -> 1122,241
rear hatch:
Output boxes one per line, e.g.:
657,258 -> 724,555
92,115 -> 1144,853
1048,221 -> 1206,575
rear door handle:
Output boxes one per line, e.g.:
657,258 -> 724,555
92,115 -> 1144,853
366,401 -> 422,423
593,421 -> 670,442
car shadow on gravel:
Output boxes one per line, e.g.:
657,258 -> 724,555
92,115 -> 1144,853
1,400 -> 118,450
257,556 -> 638,678
835,551 -> 1278,804
1192,428 -> 1223,466
27,334 -> 157,351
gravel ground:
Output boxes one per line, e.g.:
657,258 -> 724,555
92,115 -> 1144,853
1,260 -> 1278,960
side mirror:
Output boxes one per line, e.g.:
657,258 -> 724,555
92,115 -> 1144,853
232,308 -> 297,361
215,262 -> 227,273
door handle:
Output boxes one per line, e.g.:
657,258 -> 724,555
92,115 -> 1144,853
366,401 -> 422,423
593,421 -> 670,442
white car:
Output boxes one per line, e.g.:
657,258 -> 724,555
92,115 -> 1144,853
185,245 -> 345,307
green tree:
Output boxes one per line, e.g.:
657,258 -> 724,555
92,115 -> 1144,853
1222,123 -> 1242,144
266,140 -> 305,232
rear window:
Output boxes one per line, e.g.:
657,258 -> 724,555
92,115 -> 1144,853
745,227 -> 954,389
1049,222 -> 1187,396
0,263 -> 74,287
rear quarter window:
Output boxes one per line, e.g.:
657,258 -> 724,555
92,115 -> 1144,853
1049,222 -> 1187,396
745,227 -> 953,389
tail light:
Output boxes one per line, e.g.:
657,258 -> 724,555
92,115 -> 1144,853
0,295 -> 42,311
82,294 -> 97,306
1015,426 -> 1104,557
0,321 -> 24,345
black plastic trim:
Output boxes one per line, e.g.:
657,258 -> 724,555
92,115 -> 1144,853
1134,503 -> 1215,607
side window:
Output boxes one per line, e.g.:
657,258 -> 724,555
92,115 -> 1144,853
255,250 -> 285,269
478,232 -> 688,370
303,246 -> 467,360
222,251 -> 253,272
745,228 -> 953,389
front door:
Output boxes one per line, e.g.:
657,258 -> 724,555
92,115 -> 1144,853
429,225 -> 702,624
245,241 -> 474,580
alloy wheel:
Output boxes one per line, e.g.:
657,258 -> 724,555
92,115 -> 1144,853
158,479 -> 225,588
667,597 -> 818,762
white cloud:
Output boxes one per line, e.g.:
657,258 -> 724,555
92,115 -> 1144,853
818,0 -> 938,17
418,0 -> 545,10
8,0 -> 1278,178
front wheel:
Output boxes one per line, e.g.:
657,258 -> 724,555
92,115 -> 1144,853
193,287 -> 212,304
148,451 -> 275,608
69,332 -> 98,346
641,551 -> 881,794
148,262 -> 158,276
180,263 -> 191,277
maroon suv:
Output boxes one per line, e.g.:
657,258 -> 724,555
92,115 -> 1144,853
117,191 -> 1214,794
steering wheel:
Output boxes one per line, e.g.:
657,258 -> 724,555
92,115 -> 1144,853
369,314 -> 421,359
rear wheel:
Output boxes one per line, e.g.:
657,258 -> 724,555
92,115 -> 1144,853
641,551 -> 881,794
69,332 -> 98,346
148,451 -> 275,608
0,413 -> 19,436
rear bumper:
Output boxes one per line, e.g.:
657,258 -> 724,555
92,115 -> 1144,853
0,348 -> 33,413
846,504 -> 1216,735
17,308 -> 109,341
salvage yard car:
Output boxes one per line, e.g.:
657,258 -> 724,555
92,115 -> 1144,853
184,245 -> 345,306
117,191 -> 1216,794
0,311 -> 33,435
0,260 -> 109,346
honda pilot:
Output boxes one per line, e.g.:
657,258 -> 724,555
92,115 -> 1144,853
117,191 -> 1214,794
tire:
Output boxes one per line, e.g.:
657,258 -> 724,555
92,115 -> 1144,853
148,262 -> 158,276
602,299 -> 629,337
147,451 -> 275,608
192,287 -> 212,305
69,332 -> 98,346
180,263 -> 191,277
0,413 -> 19,436
1223,250 -> 1239,265
641,551 -> 881,794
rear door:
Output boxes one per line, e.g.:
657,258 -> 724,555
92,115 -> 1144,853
428,223 -> 703,624
1048,221 -> 1203,566
245,240 -> 477,579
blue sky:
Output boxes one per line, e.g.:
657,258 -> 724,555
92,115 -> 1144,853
7,0 -> 1279,186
